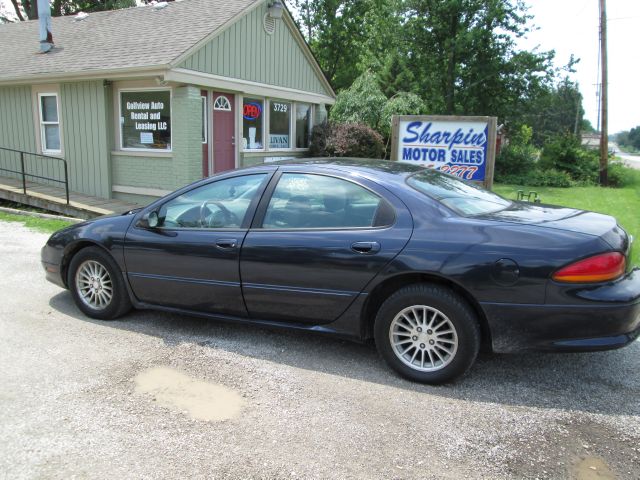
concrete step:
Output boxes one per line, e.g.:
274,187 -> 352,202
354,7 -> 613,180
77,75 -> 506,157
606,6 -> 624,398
0,175 -> 140,219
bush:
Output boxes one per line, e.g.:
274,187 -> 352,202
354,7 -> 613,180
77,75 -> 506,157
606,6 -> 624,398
495,144 -> 537,179
309,121 -> 333,157
330,72 -> 387,130
607,161 -> 640,188
495,125 -> 538,180
309,122 -> 384,159
499,168 -> 573,187
327,123 -> 385,158
539,134 -> 599,184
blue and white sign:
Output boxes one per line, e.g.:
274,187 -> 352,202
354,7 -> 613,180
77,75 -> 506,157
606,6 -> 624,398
392,116 -> 497,185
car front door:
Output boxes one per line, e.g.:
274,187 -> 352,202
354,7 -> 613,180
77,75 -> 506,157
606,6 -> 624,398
240,171 -> 413,324
124,171 -> 272,316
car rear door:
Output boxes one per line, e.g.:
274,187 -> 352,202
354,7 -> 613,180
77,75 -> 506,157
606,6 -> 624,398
240,169 -> 413,324
124,171 -> 273,316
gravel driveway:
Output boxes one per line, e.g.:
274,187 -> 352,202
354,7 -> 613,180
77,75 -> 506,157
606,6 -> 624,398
1,220 -> 639,479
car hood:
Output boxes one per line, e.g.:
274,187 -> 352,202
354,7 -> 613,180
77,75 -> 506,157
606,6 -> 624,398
477,202 -> 618,237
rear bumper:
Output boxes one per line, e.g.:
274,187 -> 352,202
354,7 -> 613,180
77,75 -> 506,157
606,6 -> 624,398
483,268 -> 640,353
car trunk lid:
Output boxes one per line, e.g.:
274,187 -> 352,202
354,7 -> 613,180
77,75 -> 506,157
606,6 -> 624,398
477,202 -> 631,256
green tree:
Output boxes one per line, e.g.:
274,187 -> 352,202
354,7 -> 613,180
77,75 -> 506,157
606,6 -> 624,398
403,0 -> 555,117
330,71 -> 387,129
377,53 -> 418,99
628,127 -> 640,150
294,0 -> 584,146
616,127 -> 640,151
522,77 -> 585,146
581,119 -> 596,134
7,0 -> 135,20
378,92 -> 427,138
290,0 -> 372,91
52,0 -> 136,16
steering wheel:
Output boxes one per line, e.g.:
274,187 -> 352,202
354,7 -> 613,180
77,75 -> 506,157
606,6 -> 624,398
199,201 -> 239,228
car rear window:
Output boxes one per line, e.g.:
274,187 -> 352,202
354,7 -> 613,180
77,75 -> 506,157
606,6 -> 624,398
407,170 -> 511,216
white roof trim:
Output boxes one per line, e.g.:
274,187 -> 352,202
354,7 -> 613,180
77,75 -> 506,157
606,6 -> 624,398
0,66 -> 168,87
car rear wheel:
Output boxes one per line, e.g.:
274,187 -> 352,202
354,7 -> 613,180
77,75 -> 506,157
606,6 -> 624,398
68,246 -> 132,320
374,284 -> 480,384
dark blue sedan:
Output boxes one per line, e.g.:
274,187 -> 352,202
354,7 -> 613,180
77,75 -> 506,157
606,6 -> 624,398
41,159 -> 640,383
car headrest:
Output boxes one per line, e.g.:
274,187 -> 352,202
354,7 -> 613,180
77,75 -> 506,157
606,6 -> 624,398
323,191 -> 347,213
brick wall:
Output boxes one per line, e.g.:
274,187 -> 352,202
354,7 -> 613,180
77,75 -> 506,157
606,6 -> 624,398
172,86 -> 203,186
111,155 -> 174,190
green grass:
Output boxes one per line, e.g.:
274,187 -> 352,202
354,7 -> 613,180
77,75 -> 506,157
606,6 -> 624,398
0,211 -> 74,234
494,180 -> 640,267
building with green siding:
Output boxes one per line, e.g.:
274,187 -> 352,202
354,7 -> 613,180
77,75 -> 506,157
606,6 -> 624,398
0,0 -> 335,205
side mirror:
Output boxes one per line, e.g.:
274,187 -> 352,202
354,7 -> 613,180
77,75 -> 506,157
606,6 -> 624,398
148,211 -> 159,228
138,211 -> 159,229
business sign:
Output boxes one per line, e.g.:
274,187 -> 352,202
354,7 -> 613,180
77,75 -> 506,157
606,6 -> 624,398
391,115 -> 497,188
243,102 -> 262,121
269,134 -> 290,149
120,90 -> 171,150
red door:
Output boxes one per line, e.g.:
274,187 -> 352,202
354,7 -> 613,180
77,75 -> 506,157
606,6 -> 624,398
201,90 -> 209,177
212,92 -> 236,173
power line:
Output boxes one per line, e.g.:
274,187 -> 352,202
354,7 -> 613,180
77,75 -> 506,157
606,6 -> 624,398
607,15 -> 640,21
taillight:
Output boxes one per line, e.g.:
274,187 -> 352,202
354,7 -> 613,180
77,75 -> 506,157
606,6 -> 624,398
552,252 -> 626,283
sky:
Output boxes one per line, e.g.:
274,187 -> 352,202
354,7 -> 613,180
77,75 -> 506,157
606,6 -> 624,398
1,0 -> 638,133
518,0 -> 640,134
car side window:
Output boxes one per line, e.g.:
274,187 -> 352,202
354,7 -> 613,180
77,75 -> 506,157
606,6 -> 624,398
262,173 -> 394,229
158,174 -> 267,229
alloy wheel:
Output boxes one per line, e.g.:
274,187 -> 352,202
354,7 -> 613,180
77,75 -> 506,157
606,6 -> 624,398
389,305 -> 459,372
75,260 -> 114,310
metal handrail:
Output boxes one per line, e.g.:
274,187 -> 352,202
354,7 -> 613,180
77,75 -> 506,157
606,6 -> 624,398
0,146 -> 69,204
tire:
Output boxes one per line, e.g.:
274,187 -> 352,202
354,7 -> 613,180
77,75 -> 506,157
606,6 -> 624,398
67,246 -> 132,320
374,283 -> 480,384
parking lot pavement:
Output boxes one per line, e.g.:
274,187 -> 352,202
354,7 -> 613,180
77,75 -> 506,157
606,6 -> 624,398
1,220 -> 639,480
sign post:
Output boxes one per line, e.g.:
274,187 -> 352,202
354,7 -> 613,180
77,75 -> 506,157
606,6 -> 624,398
391,115 -> 497,189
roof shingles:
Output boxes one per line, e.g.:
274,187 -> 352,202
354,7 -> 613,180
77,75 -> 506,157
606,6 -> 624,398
0,0 -> 257,81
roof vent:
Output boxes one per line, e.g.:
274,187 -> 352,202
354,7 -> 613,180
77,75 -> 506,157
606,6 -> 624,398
263,13 -> 276,35
153,2 -> 168,10
74,11 -> 88,21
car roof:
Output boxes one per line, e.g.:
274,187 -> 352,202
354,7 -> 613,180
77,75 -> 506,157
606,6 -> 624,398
246,157 -> 425,185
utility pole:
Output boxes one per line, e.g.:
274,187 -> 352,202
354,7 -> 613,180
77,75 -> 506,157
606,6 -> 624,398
599,0 -> 608,186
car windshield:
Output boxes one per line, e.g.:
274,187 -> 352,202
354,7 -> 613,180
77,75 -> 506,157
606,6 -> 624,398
407,170 -> 511,216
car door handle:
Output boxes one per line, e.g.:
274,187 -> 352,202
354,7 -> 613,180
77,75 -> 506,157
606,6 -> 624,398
215,238 -> 238,249
351,241 -> 380,254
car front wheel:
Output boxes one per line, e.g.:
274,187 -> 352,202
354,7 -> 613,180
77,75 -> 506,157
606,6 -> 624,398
374,284 -> 480,384
68,246 -> 132,320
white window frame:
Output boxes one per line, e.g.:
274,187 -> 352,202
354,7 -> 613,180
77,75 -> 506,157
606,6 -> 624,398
213,95 -> 232,112
241,96 -> 266,152
201,95 -> 208,144
118,87 -> 173,153
293,102 -> 314,151
240,97 -> 315,153
38,93 -> 61,155
267,99 -> 294,152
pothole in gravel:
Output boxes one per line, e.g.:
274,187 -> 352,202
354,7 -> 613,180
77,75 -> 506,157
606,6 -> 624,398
572,456 -> 616,480
134,366 -> 245,422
